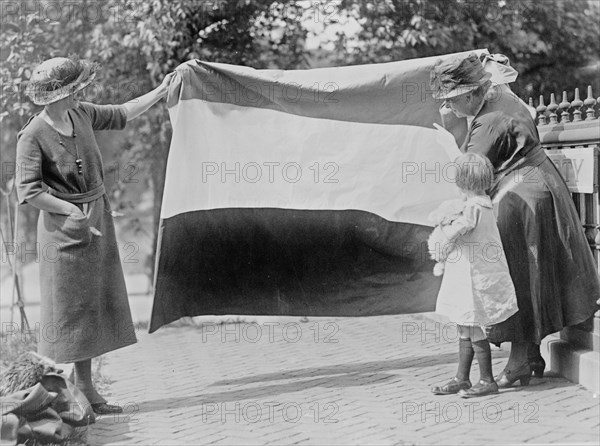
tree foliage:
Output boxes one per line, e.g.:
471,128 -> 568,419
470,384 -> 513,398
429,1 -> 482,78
333,0 -> 600,99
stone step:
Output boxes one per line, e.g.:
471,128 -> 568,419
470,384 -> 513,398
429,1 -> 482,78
541,334 -> 600,395
560,325 -> 600,351
560,316 -> 600,351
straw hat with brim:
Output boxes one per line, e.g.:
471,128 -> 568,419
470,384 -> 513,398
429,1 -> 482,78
26,57 -> 98,106
430,53 -> 492,100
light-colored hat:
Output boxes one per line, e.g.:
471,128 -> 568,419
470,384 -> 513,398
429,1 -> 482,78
480,53 -> 518,85
26,57 -> 98,105
430,53 -> 492,100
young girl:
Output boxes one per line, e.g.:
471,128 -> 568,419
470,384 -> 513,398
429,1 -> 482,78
429,152 -> 518,398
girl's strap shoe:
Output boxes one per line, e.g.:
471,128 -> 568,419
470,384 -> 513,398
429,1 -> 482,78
458,380 -> 499,398
431,377 -> 472,395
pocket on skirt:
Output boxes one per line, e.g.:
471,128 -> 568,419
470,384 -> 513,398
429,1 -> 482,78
42,212 -> 92,246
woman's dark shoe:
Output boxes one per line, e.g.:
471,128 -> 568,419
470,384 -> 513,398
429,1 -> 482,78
528,356 -> 546,378
92,403 -> 123,415
458,380 -> 499,398
431,377 -> 472,395
495,363 -> 532,388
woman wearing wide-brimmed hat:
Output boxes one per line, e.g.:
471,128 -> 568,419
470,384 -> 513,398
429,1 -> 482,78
429,53 -> 600,392
16,56 -> 175,414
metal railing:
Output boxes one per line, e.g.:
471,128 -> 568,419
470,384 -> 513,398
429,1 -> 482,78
531,86 -> 600,348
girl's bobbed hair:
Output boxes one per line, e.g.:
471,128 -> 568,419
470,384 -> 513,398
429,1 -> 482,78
455,152 -> 494,192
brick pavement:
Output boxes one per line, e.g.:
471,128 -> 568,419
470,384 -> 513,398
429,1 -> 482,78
86,313 -> 600,445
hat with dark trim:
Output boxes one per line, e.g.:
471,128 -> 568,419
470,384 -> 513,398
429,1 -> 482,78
26,57 -> 98,105
430,53 -> 492,100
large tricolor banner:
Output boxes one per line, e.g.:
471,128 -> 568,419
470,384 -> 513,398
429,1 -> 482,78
149,51 -> 479,333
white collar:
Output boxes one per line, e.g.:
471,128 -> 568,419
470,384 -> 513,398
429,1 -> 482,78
466,195 -> 493,208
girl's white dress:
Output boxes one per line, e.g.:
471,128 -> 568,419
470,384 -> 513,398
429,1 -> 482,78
432,196 -> 518,327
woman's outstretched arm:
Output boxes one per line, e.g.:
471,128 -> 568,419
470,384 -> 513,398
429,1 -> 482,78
122,72 -> 177,121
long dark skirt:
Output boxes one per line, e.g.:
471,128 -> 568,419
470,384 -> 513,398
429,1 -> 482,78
487,155 -> 600,344
37,195 -> 137,362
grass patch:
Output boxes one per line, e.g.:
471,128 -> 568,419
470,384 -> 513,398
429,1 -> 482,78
0,332 -> 38,371
0,332 -> 112,445
20,428 -> 89,446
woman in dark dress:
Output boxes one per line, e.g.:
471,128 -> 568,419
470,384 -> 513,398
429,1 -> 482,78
16,56 -> 174,414
429,53 -> 600,390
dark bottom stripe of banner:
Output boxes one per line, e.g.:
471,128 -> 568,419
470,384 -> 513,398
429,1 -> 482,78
149,208 -> 441,332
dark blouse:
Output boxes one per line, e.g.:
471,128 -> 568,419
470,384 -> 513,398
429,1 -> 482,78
460,91 -> 541,174
16,102 -> 127,204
